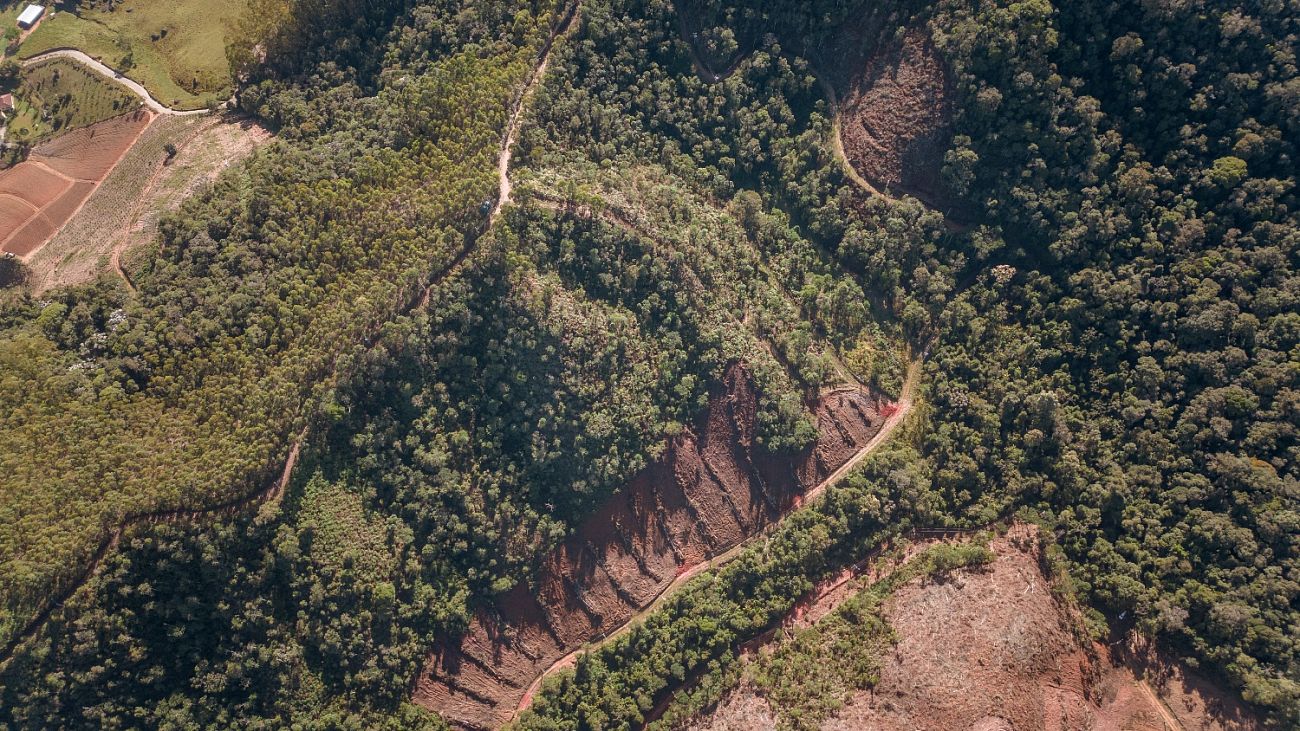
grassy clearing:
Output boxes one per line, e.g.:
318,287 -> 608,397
7,58 -> 139,142
16,0 -> 247,110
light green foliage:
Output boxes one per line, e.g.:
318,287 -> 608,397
19,0 -> 248,110
296,476 -> 403,582
0,0 -> 549,662
7,58 -> 139,141
1,0 -> 1298,727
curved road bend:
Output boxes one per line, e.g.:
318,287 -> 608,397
20,49 -> 214,116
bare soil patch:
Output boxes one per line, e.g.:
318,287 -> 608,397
25,115 -> 270,293
414,365 -> 892,729
0,111 -> 153,258
0,196 -> 38,234
28,110 -> 153,181
839,29 -> 953,206
686,527 -> 1263,731
0,164 -> 71,209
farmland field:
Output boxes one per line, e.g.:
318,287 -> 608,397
6,58 -> 141,142
17,0 -> 248,111
0,110 -> 152,257
25,114 -> 270,293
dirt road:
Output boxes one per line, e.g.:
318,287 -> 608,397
20,49 -> 215,116
493,2 -> 580,219
1,6 -> 577,670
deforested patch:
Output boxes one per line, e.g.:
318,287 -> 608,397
840,29 -> 953,206
413,364 -> 890,728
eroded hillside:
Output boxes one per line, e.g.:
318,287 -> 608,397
417,366 -> 889,727
672,526 -> 1263,731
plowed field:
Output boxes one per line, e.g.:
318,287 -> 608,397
0,110 -> 153,258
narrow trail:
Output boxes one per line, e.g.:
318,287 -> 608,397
20,49 -> 215,116
509,356 -> 922,722
1138,679 -> 1187,731
0,431 -> 304,672
673,5 -> 747,84
493,1 -> 580,220
1,5 -> 578,672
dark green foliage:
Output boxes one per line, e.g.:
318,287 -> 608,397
2,0 -> 1298,727
0,0 -> 551,654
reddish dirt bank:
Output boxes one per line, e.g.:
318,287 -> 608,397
412,366 -> 890,729
839,29 -> 952,206
688,526 -> 1262,731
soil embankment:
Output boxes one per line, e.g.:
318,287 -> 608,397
686,526 -> 1263,731
839,29 -> 953,206
413,366 -> 891,729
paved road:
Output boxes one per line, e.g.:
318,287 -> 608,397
20,48 -> 214,116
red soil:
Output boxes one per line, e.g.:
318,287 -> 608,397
0,196 -> 37,236
687,526 -> 1262,731
0,163 -> 71,208
0,111 -> 153,257
29,110 -> 153,181
840,29 -> 952,205
413,365 -> 890,729
2,213 -> 58,258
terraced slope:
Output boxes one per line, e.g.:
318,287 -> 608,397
415,365 -> 889,729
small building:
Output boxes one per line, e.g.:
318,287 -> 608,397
0,94 -> 13,117
16,4 -> 45,30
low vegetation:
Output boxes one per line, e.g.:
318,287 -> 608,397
18,0 -> 247,110
24,115 -> 268,293
0,0 -> 1296,728
22,115 -> 202,290
751,543 -> 993,730
6,58 -> 139,141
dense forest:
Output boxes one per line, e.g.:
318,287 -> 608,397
0,0 -> 1296,728
0,0 -> 548,656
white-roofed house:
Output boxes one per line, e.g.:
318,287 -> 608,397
16,4 -> 46,30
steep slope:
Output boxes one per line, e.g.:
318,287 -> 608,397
414,365 -> 889,729
679,527 -> 1262,731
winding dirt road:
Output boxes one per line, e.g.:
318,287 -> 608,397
1,6 -> 577,671
20,49 -> 215,116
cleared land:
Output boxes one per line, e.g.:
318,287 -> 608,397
17,0 -> 247,110
0,110 -> 152,257
7,58 -> 141,142
677,526 -> 1262,731
25,114 -> 270,293
839,29 -> 953,206
415,365 -> 893,729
